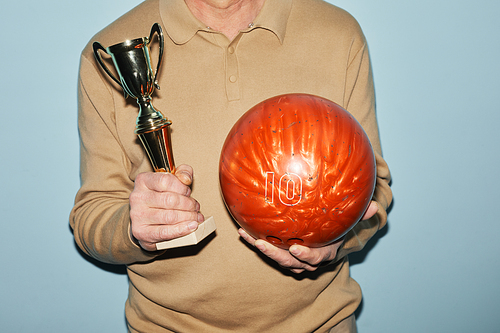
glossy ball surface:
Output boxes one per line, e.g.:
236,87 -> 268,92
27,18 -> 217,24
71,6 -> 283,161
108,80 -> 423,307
219,94 -> 376,249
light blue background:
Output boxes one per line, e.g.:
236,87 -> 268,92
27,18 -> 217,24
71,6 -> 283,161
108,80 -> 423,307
1,0 -> 498,332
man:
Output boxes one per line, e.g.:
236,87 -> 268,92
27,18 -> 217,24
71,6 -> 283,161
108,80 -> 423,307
71,0 -> 392,331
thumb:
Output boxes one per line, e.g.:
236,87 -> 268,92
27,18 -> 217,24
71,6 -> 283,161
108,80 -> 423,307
174,164 -> 194,186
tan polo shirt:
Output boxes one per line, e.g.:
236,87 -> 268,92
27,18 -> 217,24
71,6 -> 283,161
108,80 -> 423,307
71,0 -> 392,331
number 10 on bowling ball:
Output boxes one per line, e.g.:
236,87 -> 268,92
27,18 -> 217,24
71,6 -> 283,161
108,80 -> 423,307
219,94 -> 376,249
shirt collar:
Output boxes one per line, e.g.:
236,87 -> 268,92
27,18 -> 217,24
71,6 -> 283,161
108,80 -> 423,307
159,0 -> 292,45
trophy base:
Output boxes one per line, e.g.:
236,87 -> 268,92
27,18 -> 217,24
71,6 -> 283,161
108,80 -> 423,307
155,216 -> 216,250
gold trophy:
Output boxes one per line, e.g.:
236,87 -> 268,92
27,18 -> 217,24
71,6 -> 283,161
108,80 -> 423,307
93,23 -> 215,249
93,23 -> 173,173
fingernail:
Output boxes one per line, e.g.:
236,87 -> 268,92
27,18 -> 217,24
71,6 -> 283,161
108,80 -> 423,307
188,221 -> 198,231
175,170 -> 192,185
238,228 -> 248,237
197,213 -> 205,223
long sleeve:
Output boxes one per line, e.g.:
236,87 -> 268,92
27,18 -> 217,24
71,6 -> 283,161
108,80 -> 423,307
70,54 -> 161,265
335,36 -> 392,260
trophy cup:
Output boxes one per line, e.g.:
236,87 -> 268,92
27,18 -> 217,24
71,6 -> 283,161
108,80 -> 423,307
93,23 -> 173,173
93,23 -> 215,249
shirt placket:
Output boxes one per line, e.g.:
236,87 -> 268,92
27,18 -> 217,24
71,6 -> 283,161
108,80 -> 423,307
213,33 -> 242,101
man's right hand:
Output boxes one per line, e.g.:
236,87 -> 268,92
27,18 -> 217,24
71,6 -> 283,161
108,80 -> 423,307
129,164 -> 204,251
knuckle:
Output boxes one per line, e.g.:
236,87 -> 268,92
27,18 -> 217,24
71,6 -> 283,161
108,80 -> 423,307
134,172 -> 146,184
129,205 -> 145,223
162,192 -> 180,208
308,256 -> 323,266
301,248 -> 328,266
134,172 -> 155,188
161,209 -> 180,224
129,190 -> 144,207
158,172 -> 175,188
159,223 -> 188,240
162,210 -> 198,225
153,226 -> 167,241
280,257 -> 297,268
159,226 -> 176,240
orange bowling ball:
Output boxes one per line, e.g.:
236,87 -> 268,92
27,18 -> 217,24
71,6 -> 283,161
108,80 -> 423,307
219,94 -> 376,249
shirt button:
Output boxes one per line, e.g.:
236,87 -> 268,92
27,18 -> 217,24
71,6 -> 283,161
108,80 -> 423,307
228,46 -> 235,54
229,75 -> 237,83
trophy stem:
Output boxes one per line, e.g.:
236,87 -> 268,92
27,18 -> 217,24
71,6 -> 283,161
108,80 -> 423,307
135,97 -> 169,131
135,97 -> 175,173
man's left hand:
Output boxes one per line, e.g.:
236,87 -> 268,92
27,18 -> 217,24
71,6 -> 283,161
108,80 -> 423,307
238,201 -> 378,274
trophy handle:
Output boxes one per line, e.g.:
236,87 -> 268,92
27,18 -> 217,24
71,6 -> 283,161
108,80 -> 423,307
92,41 -> 123,88
149,23 -> 164,90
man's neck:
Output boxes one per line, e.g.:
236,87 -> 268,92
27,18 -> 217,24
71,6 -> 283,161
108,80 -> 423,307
184,0 -> 265,40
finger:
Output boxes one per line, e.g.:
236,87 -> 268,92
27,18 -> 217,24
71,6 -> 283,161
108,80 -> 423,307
174,164 -> 194,186
238,228 -> 257,246
238,229 -> 338,273
131,207 -> 204,228
130,189 -> 200,212
135,172 -> 191,196
289,238 -> 343,266
239,229 -> 310,272
253,239 -> 313,272
132,210 -> 204,246
137,220 -> 200,250
288,245 -> 328,266
361,201 -> 378,220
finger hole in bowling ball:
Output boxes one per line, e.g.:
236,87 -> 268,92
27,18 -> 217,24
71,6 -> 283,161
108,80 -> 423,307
266,236 -> 283,245
286,238 -> 304,246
